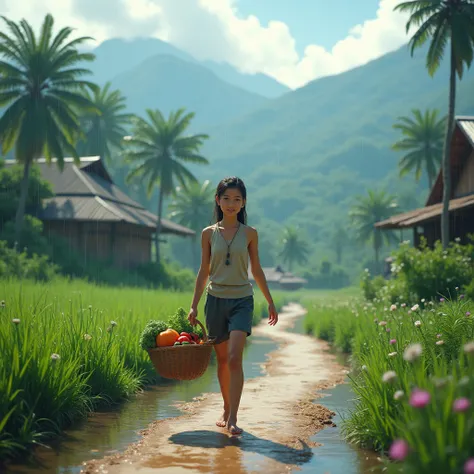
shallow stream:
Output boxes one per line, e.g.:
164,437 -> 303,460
4,314 -> 380,474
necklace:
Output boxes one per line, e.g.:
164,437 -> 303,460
218,222 -> 240,266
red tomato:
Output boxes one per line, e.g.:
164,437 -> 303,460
177,335 -> 191,343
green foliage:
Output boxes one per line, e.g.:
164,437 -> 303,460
303,292 -> 474,473
0,162 -> 53,224
392,108 -> 446,188
360,270 -> 387,301
278,226 -> 309,271
370,239 -> 474,304
135,261 -> 195,291
0,240 -> 58,281
303,261 -> 350,290
76,82 -> 134,161
166,307 -> 195,336
139,320 -> 168,350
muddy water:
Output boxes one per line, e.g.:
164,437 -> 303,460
3,336 -> 275,474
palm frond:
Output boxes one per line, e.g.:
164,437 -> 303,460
426,12 -> 449,75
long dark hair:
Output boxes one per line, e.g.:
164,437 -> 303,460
213,177 -> 247,225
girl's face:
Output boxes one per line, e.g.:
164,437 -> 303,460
216,187 -> 245,218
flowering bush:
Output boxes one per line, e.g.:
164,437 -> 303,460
305,293 -> 474,473
362,239 -> 474,305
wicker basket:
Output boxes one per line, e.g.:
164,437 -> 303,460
147,319 -> 214,381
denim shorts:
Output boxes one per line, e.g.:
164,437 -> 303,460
204,294 -> 254,345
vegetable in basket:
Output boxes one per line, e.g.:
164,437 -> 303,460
139,320 -> 168,350
167,307 -> 200,336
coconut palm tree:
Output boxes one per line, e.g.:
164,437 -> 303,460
394,0 -> 474,248
168,179 -> 214,271
349,189 -> 398,271
124,108 -> 209,263
0,14 -> 97,244
330,224 -> 348,265
76,82 -> 134,162
392,108 -> 446,189
278,226 -> 309,272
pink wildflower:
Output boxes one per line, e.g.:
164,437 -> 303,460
453,398 -> 471,413
409,389 -> 430,408
389,439 -> 409,461
465,458 -> 474,474
390,339 -> 397,345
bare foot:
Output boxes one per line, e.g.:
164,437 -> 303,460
226,420 -> 243,435
216,411 -> 228,428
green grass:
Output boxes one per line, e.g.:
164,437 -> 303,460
303,290 -> 474,474
0,277 -> 291,460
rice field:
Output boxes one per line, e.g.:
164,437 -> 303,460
0,277 -> 290,461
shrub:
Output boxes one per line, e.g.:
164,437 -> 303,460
361,239 -> 474,304
0,240 -> 58,281
360,269 -> 387,301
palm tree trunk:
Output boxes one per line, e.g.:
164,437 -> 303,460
155,187 -> 164,264
441,43 -> 457,249
374,230 -> 380,274
14,159 -> 32,247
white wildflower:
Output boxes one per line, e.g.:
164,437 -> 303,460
388,352 -> 398,357
414,320 -> 422,327
463,342 -> 474,354
411,304 -> 420,311
382,371 -> 397,383
12,318 -> 20,324
83,334 -> 92,341
394,390 -> 404,400
436,340 -> 444,346
51,353 -> 60,361
390,304 -> 397,311
403,343 -> 423,362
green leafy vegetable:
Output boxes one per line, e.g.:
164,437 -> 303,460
139,320 -> 168,350
167,307 -> 196,336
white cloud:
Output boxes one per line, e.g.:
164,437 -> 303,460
0,0 -> 411,88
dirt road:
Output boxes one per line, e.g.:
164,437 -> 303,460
81,303 -> 346,474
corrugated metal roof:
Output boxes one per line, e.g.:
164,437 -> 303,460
4,157 -> 195,236
458,117 -> 474,148
376,194 -> 474,229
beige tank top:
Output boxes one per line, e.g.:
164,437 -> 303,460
207,223 -> 253,299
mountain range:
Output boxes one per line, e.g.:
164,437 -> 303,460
82,36 -> 474,274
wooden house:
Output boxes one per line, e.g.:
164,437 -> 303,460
376,116 -> 474,247
5,156 -> 194,269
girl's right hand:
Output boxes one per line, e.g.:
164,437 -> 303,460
188,308 -> 198,326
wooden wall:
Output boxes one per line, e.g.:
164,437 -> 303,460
43,220 -> 153,269
416,208 -> 474,248
455,150 -> 474,197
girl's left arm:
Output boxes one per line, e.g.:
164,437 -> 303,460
248,227 -> 278,325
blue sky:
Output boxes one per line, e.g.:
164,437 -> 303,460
237,0 -> 382,53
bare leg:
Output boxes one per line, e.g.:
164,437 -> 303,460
214,340 -> 230,427
226,330 -> 247,435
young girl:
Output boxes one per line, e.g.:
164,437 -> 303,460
187,176 -> 278,435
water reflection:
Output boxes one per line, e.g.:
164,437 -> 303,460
4,336 -> 275,474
